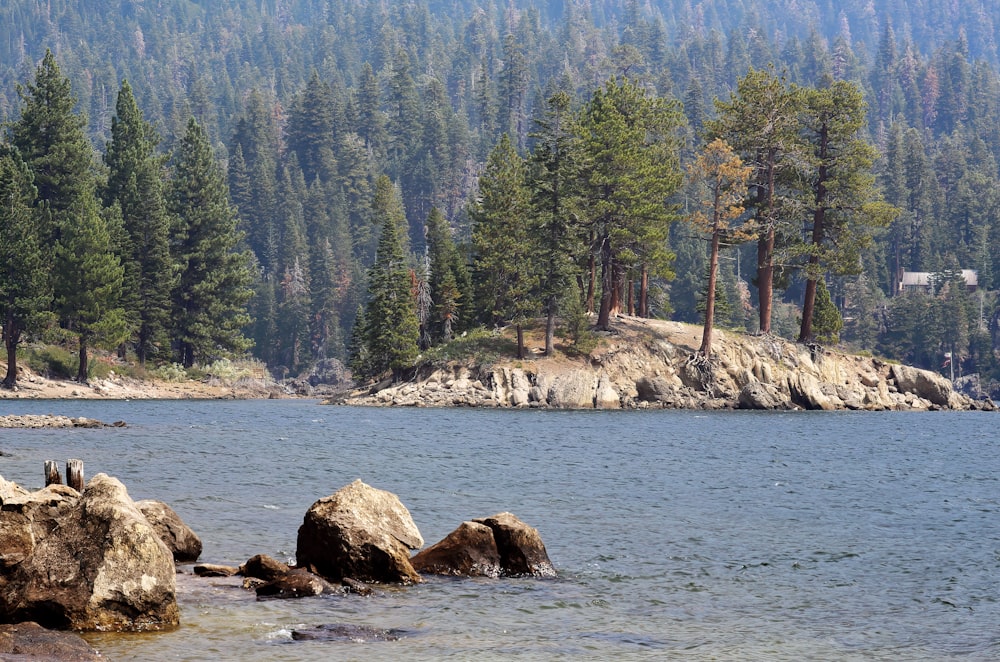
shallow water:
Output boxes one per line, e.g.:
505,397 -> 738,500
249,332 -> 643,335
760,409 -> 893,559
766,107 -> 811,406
1,401 -> 998,660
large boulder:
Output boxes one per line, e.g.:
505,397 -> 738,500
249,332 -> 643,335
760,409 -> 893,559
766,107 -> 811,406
0,622 -> 103,661
411,521 -> 502,577
0,474 -> 179,632
635,376 -> 674,402
545,372 -> 595,408
474,512 -> 556,577
737,380 -> 789,410
890,364 -> 956,407
136,499 -> 203,563
296,479 -> 423,584
414,513 -> 555,578
787,372 -> 841,410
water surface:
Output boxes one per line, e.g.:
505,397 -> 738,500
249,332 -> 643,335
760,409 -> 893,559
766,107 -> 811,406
0,401 -> 997,660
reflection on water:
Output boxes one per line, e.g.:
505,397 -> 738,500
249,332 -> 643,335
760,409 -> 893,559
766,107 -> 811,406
1,401 -> 999,660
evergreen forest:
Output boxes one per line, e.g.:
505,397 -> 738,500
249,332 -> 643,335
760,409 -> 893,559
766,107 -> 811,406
2,0 -> 1000,392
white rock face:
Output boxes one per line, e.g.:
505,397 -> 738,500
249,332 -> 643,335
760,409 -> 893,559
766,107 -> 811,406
339,318 -> 989,412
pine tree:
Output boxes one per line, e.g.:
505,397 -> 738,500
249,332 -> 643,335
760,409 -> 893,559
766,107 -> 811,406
274,164 -> 312,374
577,77 -> 684,330
11,50 -> 126,382
686,138 -> 754,357
10,50 -> 95,243
169,118 -> 254,367
795,81 -> 897,342
471,134 -> 537,359
53,194 -> 129,382
353,177 -> 420,383
426,207 -> 469,344
810,278 -> 843,344
103,80 -> 174,365
708,67 -> 803,334
528,91 -> 583,355
0,145 -> 51,388
287,70 -> 338,185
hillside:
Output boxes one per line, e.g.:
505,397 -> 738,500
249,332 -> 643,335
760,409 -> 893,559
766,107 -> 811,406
1,0 -> 998,392
339,317 -> 996,411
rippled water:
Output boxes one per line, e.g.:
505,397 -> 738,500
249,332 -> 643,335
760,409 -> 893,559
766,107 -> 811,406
1,400 -> 998,660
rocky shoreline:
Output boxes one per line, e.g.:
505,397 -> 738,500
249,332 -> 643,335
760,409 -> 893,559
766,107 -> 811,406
0,472 -> 552,656
0,414 -> 124,429
336,318 -> 996,412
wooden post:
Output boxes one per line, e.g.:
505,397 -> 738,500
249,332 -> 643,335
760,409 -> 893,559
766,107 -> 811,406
44,460 -> 62,486
66,459 -> 84,492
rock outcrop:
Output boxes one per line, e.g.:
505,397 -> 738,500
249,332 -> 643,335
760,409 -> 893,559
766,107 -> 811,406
137,499 -> 203,563
337,318 -> 996,412
296,479 -> 424,584
0,474 -> 179,632
412,512 -> 555,578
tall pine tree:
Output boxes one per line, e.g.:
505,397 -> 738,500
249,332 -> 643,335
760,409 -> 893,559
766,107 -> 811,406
352,175 -> 420,382
169,118 -> 254,367
471,134 -> 537,359
0,145 -> 51,388
53,194 -> 129,382
104,80 -> 174,364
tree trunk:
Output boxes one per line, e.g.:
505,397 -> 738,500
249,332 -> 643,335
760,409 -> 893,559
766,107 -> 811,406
757,227 -> 775,333
544,296 -> 556,356
626,277 -> 634,316
700,231 -> 721,357
516,324 -> 525,360
758,150 -> 778,334
639,264 -> 649,317
597,236 -> 613,330
586,241 -> 596,314
3,310 -> 19,388
608,260 -> 624,318
798,122 -> 829,343
77,335 -> 89,384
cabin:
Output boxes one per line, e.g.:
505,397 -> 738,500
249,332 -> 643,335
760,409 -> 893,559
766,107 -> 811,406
898,270 -> 978,294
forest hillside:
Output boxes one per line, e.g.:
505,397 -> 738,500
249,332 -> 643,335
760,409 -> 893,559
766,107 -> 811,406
2,0 -> 999,398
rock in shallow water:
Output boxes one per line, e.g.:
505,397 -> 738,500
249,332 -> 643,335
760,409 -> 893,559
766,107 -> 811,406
0,622 -> 103,661
296,479 -> 423,584
0,474 -> 178,632
413,512 -> 556,578
137,499 -> 203,563
290,623 -> 408,642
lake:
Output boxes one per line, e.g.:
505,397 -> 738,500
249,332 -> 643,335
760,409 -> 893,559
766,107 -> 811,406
1,400 -> 998,660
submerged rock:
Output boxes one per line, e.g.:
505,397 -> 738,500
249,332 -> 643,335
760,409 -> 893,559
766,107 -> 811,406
290,623 -> 407,642
256,568 -> 338,599
296,479 -> 423,584
0,622 -> 103,661
193,564 -> 239,577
